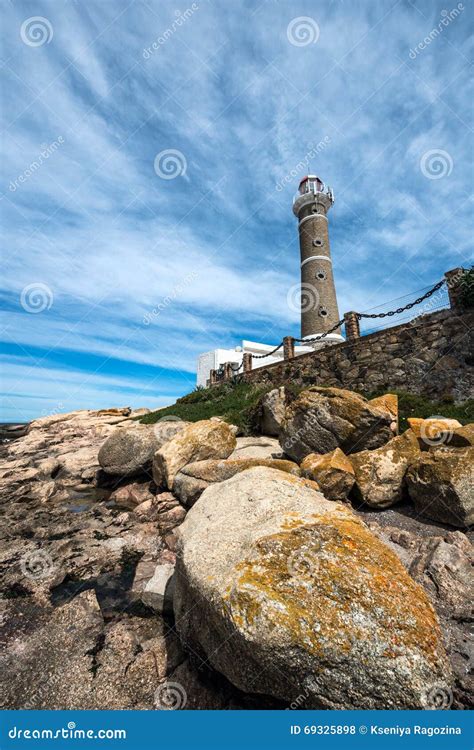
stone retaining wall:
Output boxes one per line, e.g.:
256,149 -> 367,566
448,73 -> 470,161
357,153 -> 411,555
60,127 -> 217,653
242,309 -> 474,402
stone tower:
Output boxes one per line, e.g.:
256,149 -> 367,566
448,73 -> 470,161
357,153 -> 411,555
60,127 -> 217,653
293,175 -> 344,344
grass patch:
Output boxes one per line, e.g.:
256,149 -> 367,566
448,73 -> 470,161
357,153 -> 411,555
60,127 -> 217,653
140,381 -> 273,435
140,382 -> 473,436
378,392 -> 473,432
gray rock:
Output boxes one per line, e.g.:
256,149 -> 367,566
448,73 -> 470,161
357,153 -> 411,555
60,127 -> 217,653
349,430 -> 421,508
229,436 -> 285,460
279,387 -> 393,462
406,447 -> 474,528
174,467 -> 451,709
173,457 -> 300,507
99,420 -> 188,478
132,559 -> 175,614
260,387 -> 286,436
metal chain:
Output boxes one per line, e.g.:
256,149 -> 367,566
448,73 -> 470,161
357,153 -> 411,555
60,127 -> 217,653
357,279 -> 445,319
293,317 -> 344,344
252,342 -> 284,359
217,279 -> 446,373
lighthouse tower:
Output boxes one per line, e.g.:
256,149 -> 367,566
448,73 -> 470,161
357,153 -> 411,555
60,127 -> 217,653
293,176 -> 344,345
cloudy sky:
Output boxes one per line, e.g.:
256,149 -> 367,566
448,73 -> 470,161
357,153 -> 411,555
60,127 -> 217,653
1,0 -> 472,421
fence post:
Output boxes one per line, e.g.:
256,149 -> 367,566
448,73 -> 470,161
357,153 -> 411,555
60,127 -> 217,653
343,311 -> 360,341
445,267 -> 464,310
209,369 -> 217,385
243,353 -> 252,372
283,336 -> 295,360
224,363 -> 233,380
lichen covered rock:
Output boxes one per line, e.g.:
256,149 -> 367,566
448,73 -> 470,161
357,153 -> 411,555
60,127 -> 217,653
440,423 -> 474,448
369,393 -> 398,434
349,430 -> 420,508
152,420 -> 236,489
174,467 -> 451,709
300,448 -> 354,502
407,417 -> 462,448
406,447 -> 474,528
279,387 -> 393,462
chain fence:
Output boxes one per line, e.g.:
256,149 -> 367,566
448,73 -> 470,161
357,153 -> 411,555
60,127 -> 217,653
356,279 -> 449,335
213,276 -> 457,381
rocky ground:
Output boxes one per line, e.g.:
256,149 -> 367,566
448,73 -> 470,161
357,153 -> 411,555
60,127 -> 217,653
0,389 -> 472,710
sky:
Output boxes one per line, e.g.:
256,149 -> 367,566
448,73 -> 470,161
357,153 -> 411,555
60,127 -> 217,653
1,0 -> 472,422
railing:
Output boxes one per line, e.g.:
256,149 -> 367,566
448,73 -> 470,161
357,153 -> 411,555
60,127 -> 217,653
208,267 -> 468,385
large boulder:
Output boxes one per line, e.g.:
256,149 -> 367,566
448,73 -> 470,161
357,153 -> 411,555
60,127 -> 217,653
152,420 -> 236,489
173,457 -> 301,507
406,448 -> 474,528
174,467 -> 451,709
279,387 -> 393,462
99,420 -> 187,477
349,430 -> 420,509
300,448 -> 355,502
259,388 -> 286,436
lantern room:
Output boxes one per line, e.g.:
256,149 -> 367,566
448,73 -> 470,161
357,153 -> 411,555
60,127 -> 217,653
298,175 -> 325,195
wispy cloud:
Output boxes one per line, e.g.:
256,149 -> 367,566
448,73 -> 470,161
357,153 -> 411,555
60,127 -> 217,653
1,0 -> 472,420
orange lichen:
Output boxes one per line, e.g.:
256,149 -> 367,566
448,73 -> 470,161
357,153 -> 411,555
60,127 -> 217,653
225,515 -> 442,664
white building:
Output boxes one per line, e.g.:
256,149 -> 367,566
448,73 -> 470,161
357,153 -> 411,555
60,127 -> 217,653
196,339 -> 313,388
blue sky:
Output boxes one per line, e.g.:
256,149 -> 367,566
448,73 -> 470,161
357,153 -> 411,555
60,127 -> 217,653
1,0 -> 472,422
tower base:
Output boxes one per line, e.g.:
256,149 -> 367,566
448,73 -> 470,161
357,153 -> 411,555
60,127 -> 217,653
301,333 -> 345,350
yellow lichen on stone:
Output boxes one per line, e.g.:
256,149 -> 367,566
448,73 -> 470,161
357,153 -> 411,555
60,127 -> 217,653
227,514 -> 443,665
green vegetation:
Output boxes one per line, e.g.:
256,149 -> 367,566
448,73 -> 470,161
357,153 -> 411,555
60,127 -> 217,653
140,381 -> 473,435
140,381 -> 274,434
458,267 -> 474,308
380,392 -> 474,432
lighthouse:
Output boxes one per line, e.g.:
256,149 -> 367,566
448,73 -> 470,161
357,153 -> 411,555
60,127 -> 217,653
293,176 -> 344,344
